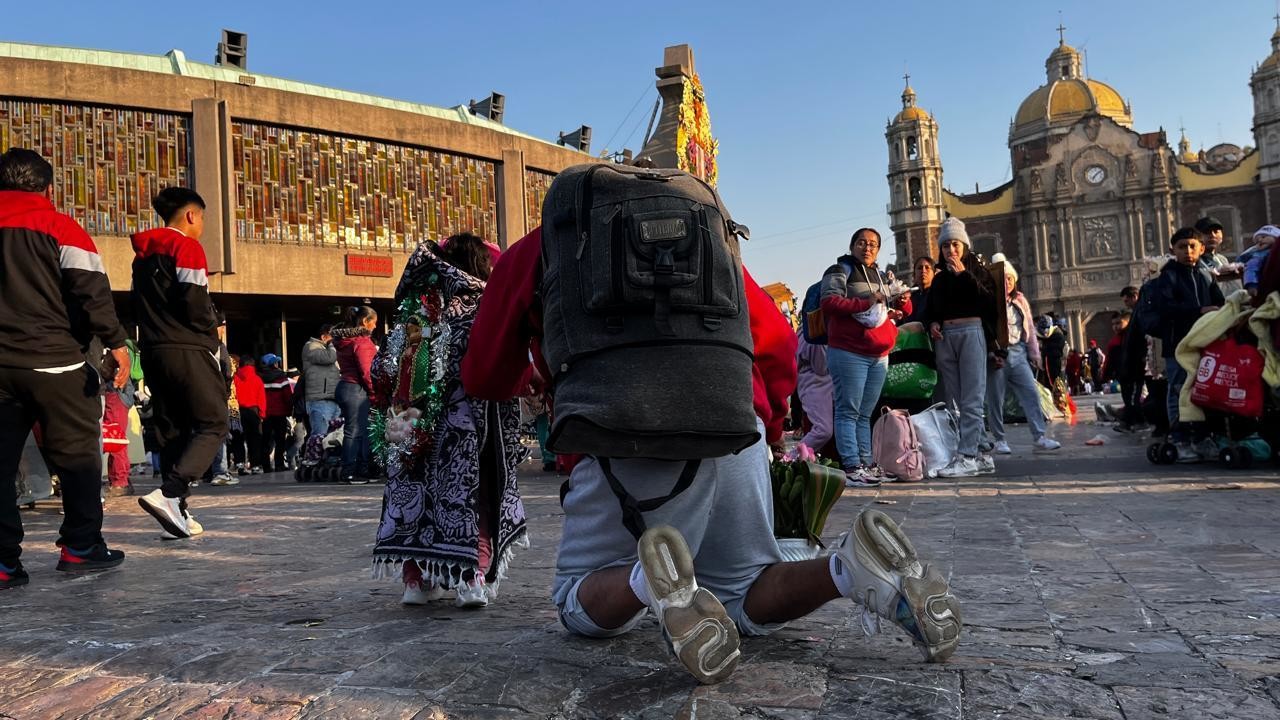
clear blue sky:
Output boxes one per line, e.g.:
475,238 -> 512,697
5,1 -> 1274,294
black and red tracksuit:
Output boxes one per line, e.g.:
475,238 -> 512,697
261,366 -> 294,471
0,190 -> 128,562
131,227 -> 228,497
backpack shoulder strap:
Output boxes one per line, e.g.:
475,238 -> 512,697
599,458 -> 701,540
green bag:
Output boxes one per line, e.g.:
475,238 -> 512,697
882,324 -> 936,400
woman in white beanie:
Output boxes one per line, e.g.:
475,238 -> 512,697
985,256 -> 1061,455
925,217 -> 998,477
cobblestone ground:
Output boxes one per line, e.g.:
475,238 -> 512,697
3,397 -> 1280,719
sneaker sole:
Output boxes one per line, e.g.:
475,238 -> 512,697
0,577 -> 30,589
638,525 -> 740,685
138,496 -> 190,539
55,556 -> 124,573
854,510 -> 962,663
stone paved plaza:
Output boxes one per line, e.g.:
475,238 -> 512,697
3,403 -> 1280,719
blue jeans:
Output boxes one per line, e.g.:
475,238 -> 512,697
986,343 -> 1047,442
336,381 -> 370,474
827,348 -> 888,467
210,439 -> 228,477
307,399 -> 341,440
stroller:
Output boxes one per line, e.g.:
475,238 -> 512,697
1147,291 -> 1279,468
294,417 -> 346,482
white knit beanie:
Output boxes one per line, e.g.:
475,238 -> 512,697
991,252 -> 1017,284
937,217 -> 969,248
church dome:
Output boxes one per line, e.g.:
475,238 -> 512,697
1010,39 -> 1132,145
1013,78 -> 1131,128
894,85 -> 931,123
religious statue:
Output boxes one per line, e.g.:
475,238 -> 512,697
1029,169 -> 1041,192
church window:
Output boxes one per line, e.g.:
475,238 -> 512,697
909,177 -> 922,206
906,136 -> 918,160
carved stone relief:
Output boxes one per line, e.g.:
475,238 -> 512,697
1080,216 -> 1120,260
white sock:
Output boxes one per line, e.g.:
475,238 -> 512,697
829,554 -> 856,599
628,561 -> 654,609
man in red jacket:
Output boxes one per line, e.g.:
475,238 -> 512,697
132,187 -> 227,539
0,148 -> 130,584
462,228 -> 960,685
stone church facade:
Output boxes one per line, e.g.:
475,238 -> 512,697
887,26 -> 1280,347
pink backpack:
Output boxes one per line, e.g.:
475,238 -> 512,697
872,408 -> 924,482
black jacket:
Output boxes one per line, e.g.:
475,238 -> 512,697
0,191 -> 126,369
1153,260 -> 1224,358
130,227 -> 218,352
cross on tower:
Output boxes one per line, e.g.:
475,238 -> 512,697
903,71 -> 911,88
1057,21 -> 1066,44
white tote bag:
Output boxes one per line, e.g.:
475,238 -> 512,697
910,402 -> 959,477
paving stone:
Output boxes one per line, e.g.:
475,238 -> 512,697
0,674 -> 148,719
962,669 -> 1124,719
2,412 -> 1278,716
1112,685 -> 1280,720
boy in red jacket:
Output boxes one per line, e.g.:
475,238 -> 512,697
462,228 -> 960,685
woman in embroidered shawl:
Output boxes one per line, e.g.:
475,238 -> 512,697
370,233 -> 527,608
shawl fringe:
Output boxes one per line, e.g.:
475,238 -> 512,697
370,528 -> 530,596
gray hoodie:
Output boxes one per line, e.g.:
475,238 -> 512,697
301,337 -> 339,402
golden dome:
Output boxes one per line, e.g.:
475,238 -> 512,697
1013,78 -> 1132,131
893,84 -> 931,123
896,106 -> 930,122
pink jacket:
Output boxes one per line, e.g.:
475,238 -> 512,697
1008,292 -> 1041,365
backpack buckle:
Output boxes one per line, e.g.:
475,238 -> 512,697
727,220 -> 751,241
655,246 -> 675,275
702,316 -> 722,331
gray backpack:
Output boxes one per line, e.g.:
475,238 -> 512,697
540,163 -> 758,460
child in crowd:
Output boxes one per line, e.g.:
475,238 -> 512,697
1240,224 -> 1278,297
1153,227 -> 1225,462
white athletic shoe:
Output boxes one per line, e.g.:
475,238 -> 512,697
210,474 -> 239,486
638,525 -> 740,684
138,490 -> 190,539
454,580 -> 490,609
403,583 -> 447,605
160,513 -> 203,540
832,509 -> 962,662
993,441 -> 1012,455
976,455 -> 996,475
937,456 -> 981,478
1034,436 -> 1062,452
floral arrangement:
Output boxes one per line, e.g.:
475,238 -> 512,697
770,447 -> 844,545
675,72 -> 719,187
370,283 -> 451,479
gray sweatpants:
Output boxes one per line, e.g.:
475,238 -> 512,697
935,321 -> 988,457
552,420 -> 785,637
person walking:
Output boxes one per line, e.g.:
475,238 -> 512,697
985,259 -> 1061,455
0,147 -> 129,584
232,356 -> 266,474
333,305 -> 378,483
819,228 -> 911,485
301,325 -> 341,441
131,187 -> 227,539
926,217 -> 997,478
260,353 -> 293,472
371,234 -> 525,608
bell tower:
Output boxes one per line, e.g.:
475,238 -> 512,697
886,76 -> 946,266
1252,16 -> 1280,185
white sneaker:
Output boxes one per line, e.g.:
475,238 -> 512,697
138,490 -> 190,538
161,512 -> 203,540
1034,436 -> 1061,452
937,456 -> 981,478
210,474 -> 239,486
844,466 -> 883,488
993,441 -> 1012,455
638,525 -> 739,684
403,583 -> 446,605
832,509 -> 961,662
454,580 -> 490,609
976,455 -> 996,475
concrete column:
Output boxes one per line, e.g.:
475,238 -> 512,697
496,149 -> 527,249
192,98 -> 237,274
280,313 -> 289,369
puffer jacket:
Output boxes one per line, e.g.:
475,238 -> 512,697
818,256 -> 910,357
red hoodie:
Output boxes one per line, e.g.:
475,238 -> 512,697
233,365 -> 266,417
460,228 -> 798,444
